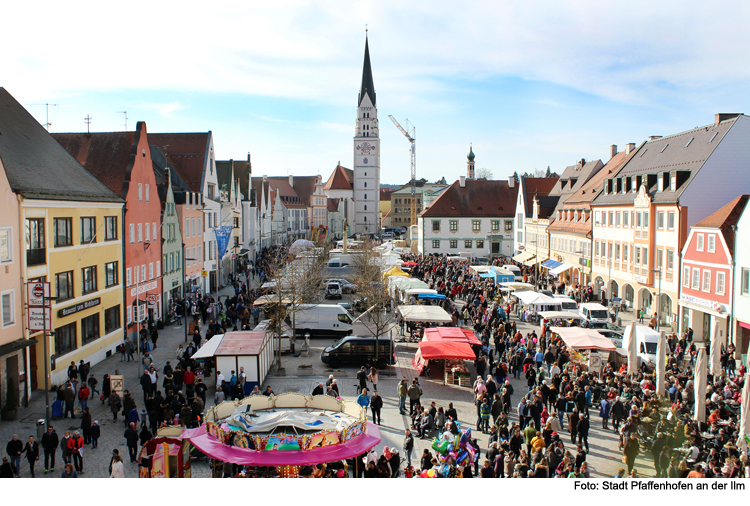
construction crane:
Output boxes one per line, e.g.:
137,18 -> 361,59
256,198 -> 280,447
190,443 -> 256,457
388,115 -> 417,230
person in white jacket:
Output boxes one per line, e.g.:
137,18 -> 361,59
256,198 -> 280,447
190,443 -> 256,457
110,454 -> 125,478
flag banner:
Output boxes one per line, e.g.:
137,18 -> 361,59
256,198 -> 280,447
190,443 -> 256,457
214,226 -> 233,259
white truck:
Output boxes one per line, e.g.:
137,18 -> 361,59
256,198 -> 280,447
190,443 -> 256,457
290,304 -> 354,337
578,303 -> 610,324
621,324 -> 660,369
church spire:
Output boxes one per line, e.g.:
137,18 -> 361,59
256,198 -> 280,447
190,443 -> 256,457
358,35 -> 376,107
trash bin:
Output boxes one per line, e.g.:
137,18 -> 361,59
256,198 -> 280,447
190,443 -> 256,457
36,419 -> 45,439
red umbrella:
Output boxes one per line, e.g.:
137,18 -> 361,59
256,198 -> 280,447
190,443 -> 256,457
402,261 -> 418,266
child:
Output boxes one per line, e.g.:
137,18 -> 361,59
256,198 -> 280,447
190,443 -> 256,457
91,421 -> 100,448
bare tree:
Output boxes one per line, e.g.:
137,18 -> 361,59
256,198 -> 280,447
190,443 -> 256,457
350,240 -> 400,367
476,168 -> 493,180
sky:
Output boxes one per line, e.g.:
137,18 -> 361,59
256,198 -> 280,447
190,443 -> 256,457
2,1 -> 750,186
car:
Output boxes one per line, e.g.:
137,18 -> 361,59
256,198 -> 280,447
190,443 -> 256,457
325,282 -> 342,299
597,329 -> 624,347
589,322 -> 623,332
382,231 -> 394,239
325,278 -> 357,294
474,257 -> 490,265
337,302 -> 353,313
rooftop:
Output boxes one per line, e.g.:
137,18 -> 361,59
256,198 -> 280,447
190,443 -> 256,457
420,179 -> 518,218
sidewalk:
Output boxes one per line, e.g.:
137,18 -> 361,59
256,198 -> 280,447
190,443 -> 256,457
0,278 -> 250,478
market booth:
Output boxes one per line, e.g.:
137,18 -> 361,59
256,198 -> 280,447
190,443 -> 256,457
192,322 -> 275,394
412,327 -> 481,386
549,326 -> 616,375
180,393 -> 381,477
139,427 -> 192,478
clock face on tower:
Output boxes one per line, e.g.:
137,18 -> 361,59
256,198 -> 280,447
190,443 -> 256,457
356,142 -> 376,154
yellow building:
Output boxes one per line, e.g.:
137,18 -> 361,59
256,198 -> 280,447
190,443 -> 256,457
0,89 -> 125,390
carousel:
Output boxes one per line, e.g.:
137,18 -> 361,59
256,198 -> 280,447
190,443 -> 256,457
176,393 -> 381,477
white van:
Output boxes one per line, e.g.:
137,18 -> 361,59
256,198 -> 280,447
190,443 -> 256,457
291,304 -> 354,337
620,325 -> 660,369
553,295 -> 578,313
502,265 -> 523,282
578,303 -> 610,324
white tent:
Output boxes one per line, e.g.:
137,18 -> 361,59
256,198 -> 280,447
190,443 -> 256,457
625,324 -> 638,376
398,305 -> 453,323
656,331 -> 667,398
549,327 -> 616,351
710,320 -> 723,377
694,346 -> 707,423
513,291 -> 560,306
737,373 -> 750,451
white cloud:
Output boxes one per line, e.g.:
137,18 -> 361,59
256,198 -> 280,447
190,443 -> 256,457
137,101 -> 189,118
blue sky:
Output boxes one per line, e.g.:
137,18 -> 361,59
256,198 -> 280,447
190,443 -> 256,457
2,1 -> 749,185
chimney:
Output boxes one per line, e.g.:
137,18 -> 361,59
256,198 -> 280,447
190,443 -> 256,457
648,136 -> 662,141
625,143 -> 636,154
459,176 -> 466,188
579,158 -> 586,167
508,176 -> 515,188
715,113 -> 741,125
289,174 -> 294,187
610,145 -> 617,158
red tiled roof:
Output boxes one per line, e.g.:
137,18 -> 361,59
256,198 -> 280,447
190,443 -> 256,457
692,194 -> 749,258
324,165 -> 353,191
147,133 -> 210,193
521,177 -> 559,215
420,179 -> 518,217
327,198 -> 340,212
380,188 -> 395,201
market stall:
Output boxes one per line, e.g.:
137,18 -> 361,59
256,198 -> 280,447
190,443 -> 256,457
539,311 -> 584,333
138,435 -> 191,478
412,327 -> 481,385
397,305 -> 452,323
382,265 -> 409,283
549,326 -> 616,374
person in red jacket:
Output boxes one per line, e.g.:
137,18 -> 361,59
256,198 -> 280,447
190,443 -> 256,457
183,366 -> 195,386
67,430 -> 85,474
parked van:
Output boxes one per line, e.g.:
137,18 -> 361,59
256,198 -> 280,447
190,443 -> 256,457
325,282 -> 342,299
578,303 -> 610,324
321,335 -> 395,369
291,304 -> 353,337
553,295 -> 578,313
620,324 -> 660,369
502,264 -> 523,282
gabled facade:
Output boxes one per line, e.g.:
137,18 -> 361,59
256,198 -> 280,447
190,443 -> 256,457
679,195 -> 747,345
216,160 -> 243,278
417,178 -> 518,257
732,200 -> 750,361
268,177 -> 309,242
390,182 -> 448,228
323,164 -> 354,236
591,114 -> 750,328
512,176 -> 559,255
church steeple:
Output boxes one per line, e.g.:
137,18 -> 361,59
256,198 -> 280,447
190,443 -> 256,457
358,35 -> 376,107
467,143 -> 475,179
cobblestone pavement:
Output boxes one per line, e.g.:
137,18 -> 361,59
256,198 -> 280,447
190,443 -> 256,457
1,281 -> 656,478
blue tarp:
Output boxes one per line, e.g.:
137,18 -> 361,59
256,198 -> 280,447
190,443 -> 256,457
418,293 -> 447,300
542,259 -> 562,269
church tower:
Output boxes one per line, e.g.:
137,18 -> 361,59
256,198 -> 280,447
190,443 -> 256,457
467,144 -> 475,179
353,34 -> 380,234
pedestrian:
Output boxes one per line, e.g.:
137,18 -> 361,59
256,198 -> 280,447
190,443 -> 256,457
41,426 -> 59,474
87,374 -> 99,398
21,436 -> 39,477
368,367 -> 379,392
357,388 -> 370,411
110,454 -> 125,477
6,434 -> 22,477
124,423 -> 139,462
63,382 -> 76,419
356,366 -> 368,394
60,463 -> 77,478
397,378 -> 407,415
371,391 -> 383,425
80,407 -> 92,445
119,341 -> 127,361
407,379 -> 422,416
60,431 -> 72,466
403,429 -> 414,469
109,391 -> 122,421
600,397 -> 611,430
91,421 -> 100,449
623,435 -> 639,473
577,414 -> 590,452
68,430 -> 84,474
0,456 -> 13,478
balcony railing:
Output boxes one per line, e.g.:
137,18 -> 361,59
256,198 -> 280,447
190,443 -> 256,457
26,248 -> 46,266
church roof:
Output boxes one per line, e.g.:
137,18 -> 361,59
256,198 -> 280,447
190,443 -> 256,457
324,164 -> 353,191
358,36 -> 376,107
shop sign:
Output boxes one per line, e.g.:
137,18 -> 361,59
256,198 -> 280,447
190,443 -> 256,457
57,297 -> 101,318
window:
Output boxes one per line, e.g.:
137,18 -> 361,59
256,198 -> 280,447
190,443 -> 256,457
623,212 -> 629,228
595,240 -> 600,257
156,260 -> 160,277
642,247 -> 648,266
130,224 -> 135,243
56,271 -> 74,301
126,267 -> 132,287
476,240 -> 484,249
432,220 -> 440,232
683,266 -> 690,287
635,212 -> 641,228
105,305 -> 120,334
623,243 -> 629,262
717,272 -> 725,295
635,246 -> 641,265
54,218 -> 73,247
667,250 -> 674,271
25,218 -> 45,266
449,220 -> 458,232
153,223 -> 157,241
81,313 -> 100,345
0,228 -> 10,263
743,268 -> 750,296
595,212 -> 600,225
615,212 -> 621,226
134,265 -> 139,285
615,243 -> 621,261
145,184 -> 149,202
602,212 -> 607,226
82,266 -> 97,294
643,212 -> 649,228
491,221 -> 500,232
667,211 -> 675,230
81,217 -> 96,244
465,240 -> 472,248
105,261 -> 118,287
104,216 -> 117,240
608,212 -> 613,226
432,240 -> 440,249
1,290 -> 14,327
657,211 -> 664,230
185,218 -> 190,238
145,222 -> 150,242
149,262 -> 154,280
696,233 -> 704,251
505,220 -> 513,232
138,183 -> 142,201
692,267 -> 700,289
198,218 -> 202,233
54,322 -> 77,355
137,223 -> 142,242
708,235 -> 715,253
450,240 -> 457,249
472,220 -> 481,232
702,270 -> 711,292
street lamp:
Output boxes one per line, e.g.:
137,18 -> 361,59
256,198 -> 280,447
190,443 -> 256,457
181,240 -> 197,343
573,249 -> 585,304
649,268 -> 663,330
42,294 -> 58,426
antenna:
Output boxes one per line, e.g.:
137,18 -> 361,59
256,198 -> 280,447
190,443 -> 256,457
116,111 -> 128,130
29,103 -> 59,131
84,114 -> 92,134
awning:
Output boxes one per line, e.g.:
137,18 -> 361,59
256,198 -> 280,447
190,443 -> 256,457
423,327 -> 482,346
549,327 -> 616,351
532,253 -> 549,265
398,305 -> 452,323
512,251 -> 535,264
550,263 -> 572,276
0,338 -> 38,358
191,334 -> 224,359
418,341 -> 476,360
417,293 -> 446,301
541,259 -> 562,270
